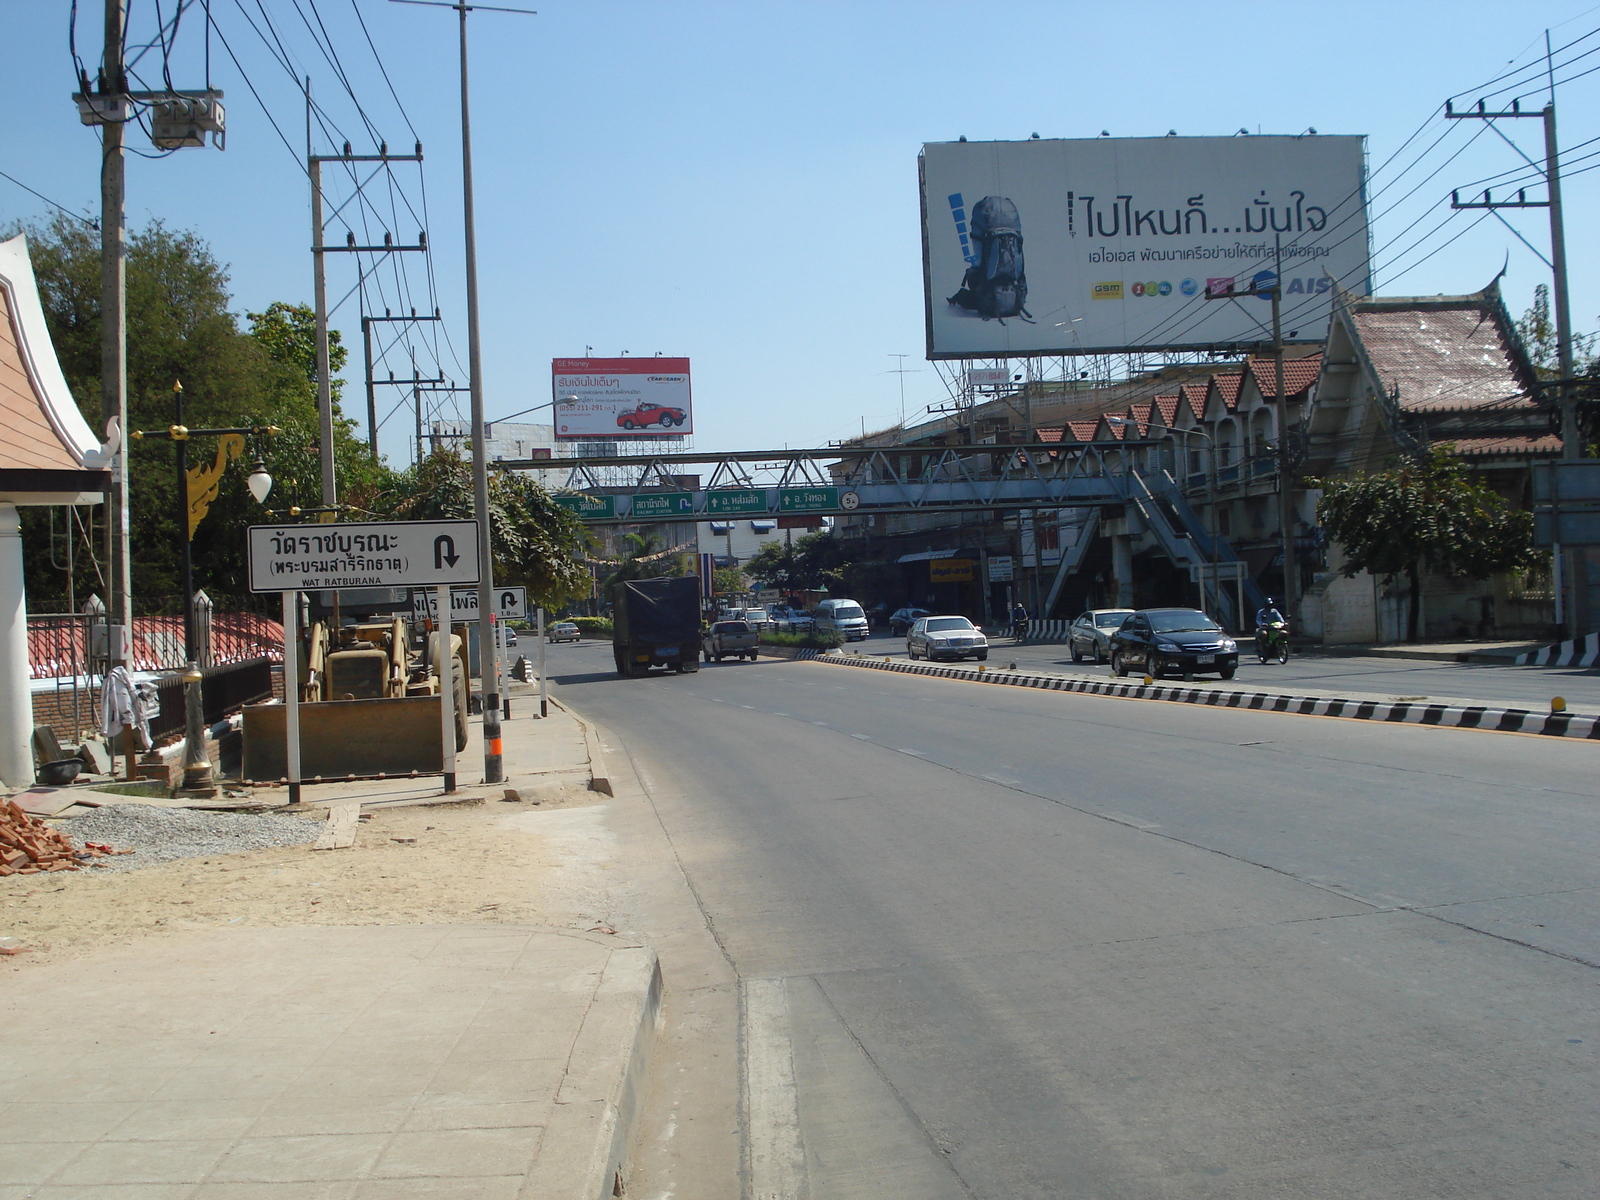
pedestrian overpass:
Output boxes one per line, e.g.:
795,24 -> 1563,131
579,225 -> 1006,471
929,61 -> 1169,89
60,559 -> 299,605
501,442 -> 1265,628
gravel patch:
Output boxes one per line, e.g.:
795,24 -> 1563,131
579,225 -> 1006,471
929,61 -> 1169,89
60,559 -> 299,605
52,805 -> 323,872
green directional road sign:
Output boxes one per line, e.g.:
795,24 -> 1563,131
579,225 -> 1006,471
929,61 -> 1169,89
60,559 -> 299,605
630,492 -> 696,519
778,486 -> 839,513
554,493 -> 616,520
706,489 -> 769,515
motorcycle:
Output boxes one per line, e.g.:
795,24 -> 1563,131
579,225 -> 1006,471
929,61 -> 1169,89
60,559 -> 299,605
1256,620 -> 1289,664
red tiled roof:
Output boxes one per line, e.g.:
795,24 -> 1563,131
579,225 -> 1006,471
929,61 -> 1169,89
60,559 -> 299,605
1248,352 -> 1324,398
1066,420 -> 1100,442
1209,373 -> 1243,410
1179,384 -> 1208,421
1128,402 -> 1153,433
1352,304 -> 1533,412
1434,434 -> 1561,458
1153,394 -> 1181,426
1036,426 -> 1065,443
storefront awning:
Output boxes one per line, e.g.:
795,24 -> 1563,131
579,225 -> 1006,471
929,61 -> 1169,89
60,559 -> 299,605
895,547 -> 962,564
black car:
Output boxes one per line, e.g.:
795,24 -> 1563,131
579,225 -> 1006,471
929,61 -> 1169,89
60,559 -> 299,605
1109,608 -> 1239,680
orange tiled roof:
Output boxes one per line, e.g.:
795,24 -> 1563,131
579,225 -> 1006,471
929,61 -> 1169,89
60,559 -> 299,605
1179,384 -> 1208,421
1210,372 -> 1243,410
1153,394 -> 1181,426
1436,434 -> 1561,457
1066,420 -> 1100,442
1248,352 -> 1324,398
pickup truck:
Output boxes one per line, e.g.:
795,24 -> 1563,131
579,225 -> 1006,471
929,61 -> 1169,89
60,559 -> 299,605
703,619 -> 760,662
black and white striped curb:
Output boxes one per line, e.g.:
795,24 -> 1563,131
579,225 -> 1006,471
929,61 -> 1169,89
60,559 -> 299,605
1516,631 -> 1600,668
812,654 -> 1600,741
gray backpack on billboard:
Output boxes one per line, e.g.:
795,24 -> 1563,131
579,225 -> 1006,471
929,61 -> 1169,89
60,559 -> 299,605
949,196 -> 1030,321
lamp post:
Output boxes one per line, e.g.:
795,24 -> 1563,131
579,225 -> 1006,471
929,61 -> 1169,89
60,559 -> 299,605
134,384 -> 277,794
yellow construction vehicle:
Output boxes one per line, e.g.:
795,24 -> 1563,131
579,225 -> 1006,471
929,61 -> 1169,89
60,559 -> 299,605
242,614 -> 469,781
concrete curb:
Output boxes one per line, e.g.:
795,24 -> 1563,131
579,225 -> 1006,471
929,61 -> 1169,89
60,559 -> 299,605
812,654 -> 1600,741
551,696 -> 614,796
520,946 -> 663,1200
757,644 -> 829,660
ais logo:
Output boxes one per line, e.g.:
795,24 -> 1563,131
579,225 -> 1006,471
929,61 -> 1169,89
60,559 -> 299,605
1130,281 -> 1174,298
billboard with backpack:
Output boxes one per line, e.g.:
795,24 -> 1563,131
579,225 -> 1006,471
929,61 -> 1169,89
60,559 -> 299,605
920,135 -> 1369,359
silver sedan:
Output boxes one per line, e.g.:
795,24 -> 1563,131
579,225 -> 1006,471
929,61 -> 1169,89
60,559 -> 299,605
1067,608 -> 1134,665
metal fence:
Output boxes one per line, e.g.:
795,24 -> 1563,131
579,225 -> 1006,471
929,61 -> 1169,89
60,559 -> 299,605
147,657 -> 275,742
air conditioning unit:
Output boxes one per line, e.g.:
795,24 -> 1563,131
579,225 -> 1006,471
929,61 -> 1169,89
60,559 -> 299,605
150,92 -> 225,150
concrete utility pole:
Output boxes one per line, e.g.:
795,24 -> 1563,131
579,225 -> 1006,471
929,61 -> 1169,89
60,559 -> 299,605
1447,79 -> 1581,633
100,0 -> 133,761
307,132 -> 425,502
361,311 -> 443,460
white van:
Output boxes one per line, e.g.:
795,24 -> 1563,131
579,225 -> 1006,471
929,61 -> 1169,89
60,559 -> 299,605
812,598 -> 870,641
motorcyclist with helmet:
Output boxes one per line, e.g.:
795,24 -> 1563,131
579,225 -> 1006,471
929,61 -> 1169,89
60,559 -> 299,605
1255,598 -> 1289,662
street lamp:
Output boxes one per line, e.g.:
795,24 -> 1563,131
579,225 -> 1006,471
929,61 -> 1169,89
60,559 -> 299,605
134,383 -> 278,795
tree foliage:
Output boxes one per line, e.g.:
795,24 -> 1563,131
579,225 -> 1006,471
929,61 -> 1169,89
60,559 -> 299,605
9,215 -> 380,609
1314,451 -> 1540,640
384,451 -> 594,609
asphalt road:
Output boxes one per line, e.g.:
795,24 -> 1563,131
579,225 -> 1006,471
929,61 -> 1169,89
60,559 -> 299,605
852,629 -> 1600,714
552,639 -> 1599,1200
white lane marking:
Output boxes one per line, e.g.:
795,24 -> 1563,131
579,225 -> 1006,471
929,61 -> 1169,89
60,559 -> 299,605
743,978 -> 807,1200
895,748 -> 924,756
812,721 -> 828,727
772,712 -> 790,717
851,733 -> 872,740
981,773 -> 1023,787
741,704 -> 757,710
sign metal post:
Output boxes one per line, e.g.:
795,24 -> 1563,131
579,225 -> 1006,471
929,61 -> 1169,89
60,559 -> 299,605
282,590 -> 301,804
437,582 -> 455,793
537,608 -> 548,718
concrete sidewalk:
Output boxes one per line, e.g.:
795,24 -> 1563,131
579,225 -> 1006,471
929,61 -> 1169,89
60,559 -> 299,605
2,686 -> 662,1200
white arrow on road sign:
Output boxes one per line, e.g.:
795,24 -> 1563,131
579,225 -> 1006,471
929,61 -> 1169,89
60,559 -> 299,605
412,585 -> 527,621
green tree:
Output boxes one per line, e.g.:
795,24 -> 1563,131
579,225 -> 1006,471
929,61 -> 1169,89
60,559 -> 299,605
9,215 -> 393,608
1515,284 -> 1599,378
382,451 -> 594,609
1314,451 -> 1540,641
745,530 -> 852,593
713,566 -> 747,596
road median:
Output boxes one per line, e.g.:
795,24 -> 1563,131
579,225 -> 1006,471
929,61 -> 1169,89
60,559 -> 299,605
811,653 -> 1600,741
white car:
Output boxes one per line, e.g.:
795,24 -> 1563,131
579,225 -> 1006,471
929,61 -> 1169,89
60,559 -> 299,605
907,615 -> 988,662
741,606 -> 771,631
546,622 -> 581,643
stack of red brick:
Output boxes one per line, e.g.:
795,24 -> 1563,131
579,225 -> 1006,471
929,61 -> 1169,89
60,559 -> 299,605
0,800 -> 123,875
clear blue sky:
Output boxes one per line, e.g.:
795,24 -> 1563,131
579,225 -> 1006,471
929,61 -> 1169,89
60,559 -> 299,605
4,1 -> 1599,460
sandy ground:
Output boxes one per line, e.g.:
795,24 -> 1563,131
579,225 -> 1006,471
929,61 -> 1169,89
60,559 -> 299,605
0,786 -> 631,974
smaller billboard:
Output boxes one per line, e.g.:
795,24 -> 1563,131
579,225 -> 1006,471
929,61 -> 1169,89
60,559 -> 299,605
552,357 -> 692,440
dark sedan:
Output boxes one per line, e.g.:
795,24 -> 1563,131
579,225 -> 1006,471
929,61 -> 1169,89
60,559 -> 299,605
1109,607 -> 1239,680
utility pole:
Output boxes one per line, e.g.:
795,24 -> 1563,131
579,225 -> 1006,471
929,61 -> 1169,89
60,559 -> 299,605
100,0 -> 132,772
413,383 -> 472,467
361,309 -> 443,460
1447,79 -> 1581,634
307,135 -> 425,504
394,0 -> 533,784
1447,97 -> 1577,456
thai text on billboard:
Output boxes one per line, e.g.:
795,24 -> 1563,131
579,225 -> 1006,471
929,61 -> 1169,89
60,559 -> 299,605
919,135 -> 1370,359
551,357 -> 693,439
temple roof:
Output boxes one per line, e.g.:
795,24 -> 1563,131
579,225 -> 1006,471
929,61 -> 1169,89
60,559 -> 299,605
0,235 -> 112,504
